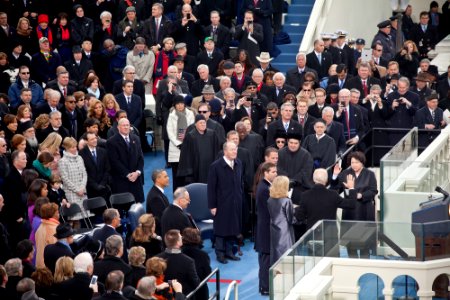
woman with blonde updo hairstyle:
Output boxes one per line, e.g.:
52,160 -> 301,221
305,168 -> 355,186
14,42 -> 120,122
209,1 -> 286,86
130,214 -> 163,260
128,246 -> 147,287
53,256 -> 74,283
87,99 -> 111,138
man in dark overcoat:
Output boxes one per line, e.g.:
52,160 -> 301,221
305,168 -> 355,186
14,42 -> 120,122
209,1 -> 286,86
207,141 -> 243,264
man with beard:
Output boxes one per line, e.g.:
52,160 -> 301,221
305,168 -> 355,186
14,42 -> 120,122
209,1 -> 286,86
18,121 -> 38,165
178,114 -> 220,184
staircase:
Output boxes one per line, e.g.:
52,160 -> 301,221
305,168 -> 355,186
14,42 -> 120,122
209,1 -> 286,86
272,0 -> 315,74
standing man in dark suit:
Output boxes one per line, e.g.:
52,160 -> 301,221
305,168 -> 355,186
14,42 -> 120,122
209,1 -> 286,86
204,10 -> 231,58
79,132 -> 110,199
241,0 -> 273,53
114,80 -> 142,129
333,88 -> 365,146
208,141 -> 244,264
43,223 -> 75,273
107,118 -> 144,202
145,169 -> 170,236
308,88 -> 330,118
143,3 -> 173,53
196,37 -> 224,77
410,11 -> 439,59
64,46 -> 93,84
437,65 -> 450,101
234,10 -> 264,66
160,187 -> 195,238
297,168 -> 355,256
322,107 -> 347,155
293,98 -> 316,137
60,95 -> 86,140
0,12 -> 15,54
156,230 -> 200,296
286,53 -> 317,92
344,62 -> 381,100
255,162 -> 277,296
306,39 -> 332,80
327,64 -> 353,90
266,102 -> 302,146
414,93 -> 445,146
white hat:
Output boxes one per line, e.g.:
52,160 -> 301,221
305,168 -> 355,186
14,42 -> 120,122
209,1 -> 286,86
256,52 -> 273,63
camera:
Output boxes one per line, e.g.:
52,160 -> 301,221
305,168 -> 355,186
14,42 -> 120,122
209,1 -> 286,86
186,13 -> 191,19
248,20 -> 253,25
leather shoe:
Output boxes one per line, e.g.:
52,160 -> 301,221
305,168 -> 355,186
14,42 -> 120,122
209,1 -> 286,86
261,290 -> 270,296
225,254 -> 241,261
217,256 -> 228,264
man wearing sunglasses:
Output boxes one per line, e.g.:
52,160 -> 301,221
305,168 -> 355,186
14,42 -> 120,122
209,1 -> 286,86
8,66 -> 44,109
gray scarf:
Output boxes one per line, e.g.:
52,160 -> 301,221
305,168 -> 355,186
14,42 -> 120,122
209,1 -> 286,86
175,109 -> 187,141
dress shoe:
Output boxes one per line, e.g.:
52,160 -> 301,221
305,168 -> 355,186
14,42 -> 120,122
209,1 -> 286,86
261,290 -> 270,296
225,254 -> 241,261
217,256 -> 228,264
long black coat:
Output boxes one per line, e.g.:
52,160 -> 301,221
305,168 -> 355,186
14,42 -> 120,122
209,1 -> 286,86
79,146 -> 111,199
207,157 -> 243,237
255,179 -> 271,254
107,132 -> 144,202
43,242 -> 75,273
182,245 -> 211,300
55,272 -> 104,300
160,204 -> 194,238
145,185 -> 170,235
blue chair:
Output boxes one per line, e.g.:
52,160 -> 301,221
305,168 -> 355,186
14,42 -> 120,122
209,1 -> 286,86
185,183 -> 214,240
128,203 -> 146,233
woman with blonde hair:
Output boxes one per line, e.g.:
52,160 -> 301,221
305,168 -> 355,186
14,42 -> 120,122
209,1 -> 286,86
58,137 -> 90,226
394,40 -> 420,80
15,17 -> 38,55
130,214 -> 163,260
267,175 -> 296,265
128,246 -> 147,287
87,99 -> 111,138
53,256 -> 74,283
102,93 -> 120,121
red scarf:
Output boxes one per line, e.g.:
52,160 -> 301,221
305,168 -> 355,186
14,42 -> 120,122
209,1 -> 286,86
124,0 -> 133,6
36,26 -> 53,45
60,25 -> 70,41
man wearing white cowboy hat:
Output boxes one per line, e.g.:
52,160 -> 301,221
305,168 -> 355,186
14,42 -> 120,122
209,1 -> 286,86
255,52 -> 279,74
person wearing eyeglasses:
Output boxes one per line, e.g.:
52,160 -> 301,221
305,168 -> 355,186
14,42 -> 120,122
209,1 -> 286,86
8,66 -> 44,110
60,95 -> 86,140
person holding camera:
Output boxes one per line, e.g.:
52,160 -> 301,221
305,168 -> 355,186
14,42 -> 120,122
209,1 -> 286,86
234,10 -> 263,66
94,11 -> 117,52
232,81 -> 266,132
394,40 -> 420,81
173,4 -> 203,56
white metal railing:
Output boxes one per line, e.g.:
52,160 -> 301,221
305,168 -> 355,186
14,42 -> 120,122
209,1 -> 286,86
224,280 -> 239,300
284,256 -> 450,300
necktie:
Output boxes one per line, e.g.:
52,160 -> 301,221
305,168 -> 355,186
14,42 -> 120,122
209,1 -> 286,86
125,136 -> 130,147
362,80 -> 368,97
213,26 -> 217,34
339,80 -> 344,89
92,150 -> 97,163
300,117 -> 305,125
317,53 -> 322,65
343,108 -> 350,139
230,160 -> 234,170
155,18 -> 160,41
284,122 -> 289,132
208,52 -> 212,58
276,88 -> 280,97
186,212 -> 199,230
253,0 -> 258,6
422,25 -> 427,32
127,96 -> 131,105
63,87 -> 67,97
432,110 -> 435,122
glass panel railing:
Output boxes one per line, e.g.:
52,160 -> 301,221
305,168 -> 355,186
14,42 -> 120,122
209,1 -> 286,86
269,220 -> 450,299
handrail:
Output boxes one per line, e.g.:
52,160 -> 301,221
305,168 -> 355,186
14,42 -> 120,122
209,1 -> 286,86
186,268 -> 220,300
299,0 -> 330,53
224,280 -> 239,300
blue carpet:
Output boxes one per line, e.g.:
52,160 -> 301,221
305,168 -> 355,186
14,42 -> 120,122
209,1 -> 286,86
143,151 -> 265,299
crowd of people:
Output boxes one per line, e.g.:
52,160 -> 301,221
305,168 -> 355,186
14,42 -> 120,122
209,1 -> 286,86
0,0 -> 450,299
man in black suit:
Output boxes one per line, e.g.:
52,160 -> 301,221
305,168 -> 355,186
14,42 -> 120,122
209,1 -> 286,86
45,71 -> 77,103
92,208 -> 121,245
34,89 -> 62,118
270,72 -> 296,106
107,118 -> 144,202
64,46 -> 93,85
191,64 -> 220,97
36,111 -> 69,143
156,230 -> 200,296
94,235 -> 132,286
297,168 -> 355,256
196,37 -> 224,77
0,12 -> 15,54
112,66 -> 146,105
204,10 -> 231,57
344,62 -> 381,100
234,10 -> 264,66
308,88 -> 330,118
286,53 -> 317,92
79,132 -> 110,199
43,223 -> 75,273
231,82 -> 266,131
146,169 -> 170,235
328,64 -> 353,90
114,80 -> 143,128
371,42 -> 388,68
410,11 -> 439,58
293,99 -> 316,137
266,102 -> 302,146
143,2 -> 173,52
437,65 -> 450,101
306,39 -> 332,80
60,95 -> 86,140
414,93 -> 445,146
333,88 -> 365,145
322,107 -> 347,154
160,187 -> 195,238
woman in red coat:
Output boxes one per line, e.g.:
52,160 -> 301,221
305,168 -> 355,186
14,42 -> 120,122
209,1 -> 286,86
152,37 -> 176,95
